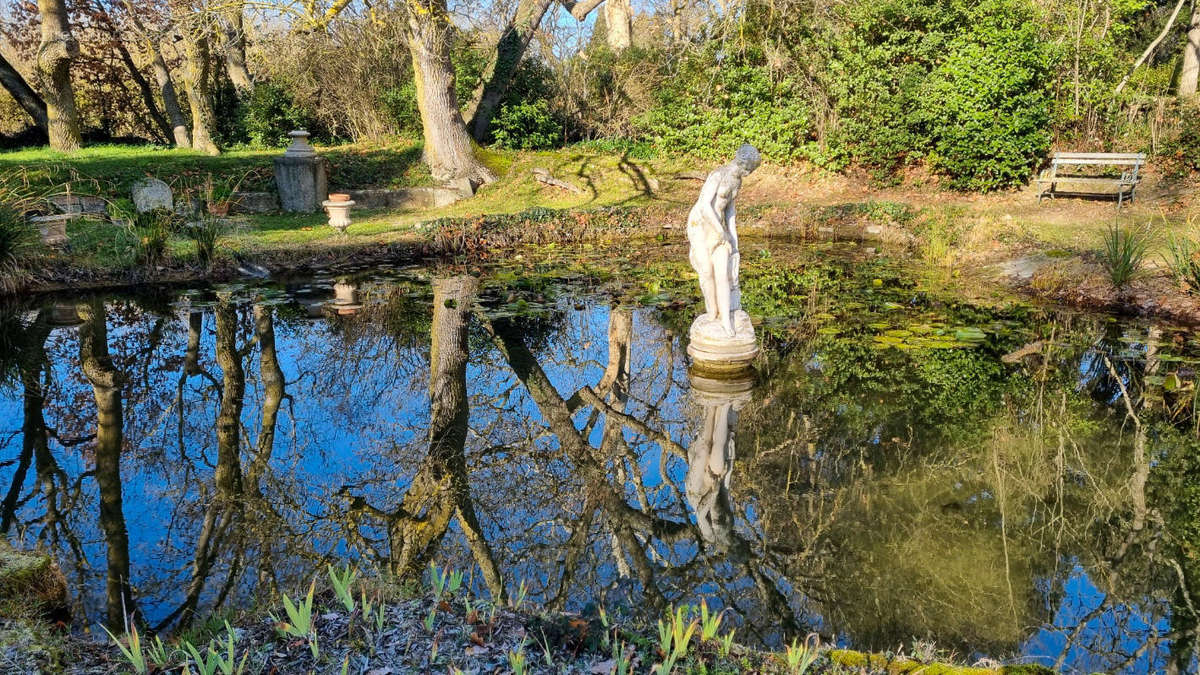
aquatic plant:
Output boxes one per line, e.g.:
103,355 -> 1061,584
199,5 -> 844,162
697,599 -> 725,641
272,581 -> 318,658
181,622 -> 247,675
102,621 -> 149,674
783,634 -> 821,674
428,563 -> 463,599
0,205 -> 35,290
130,208 -> 173,268
507,639 -> 529,675
1101,224 -> 1151,288
653,606 -> 698,674
327,564 -> 358,613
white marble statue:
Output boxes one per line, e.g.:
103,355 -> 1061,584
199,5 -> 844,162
687,144 -> 761,338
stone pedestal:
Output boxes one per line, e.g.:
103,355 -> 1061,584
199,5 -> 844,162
273,130 -> 328,213
687,310 -> 758,376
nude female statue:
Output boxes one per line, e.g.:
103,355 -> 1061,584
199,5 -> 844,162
687,144 -> 762,338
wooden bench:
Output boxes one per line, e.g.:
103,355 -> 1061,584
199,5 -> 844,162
1035,152 -> 1146,206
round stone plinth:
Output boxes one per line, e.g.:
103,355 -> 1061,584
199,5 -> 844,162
687,310 -> 759,375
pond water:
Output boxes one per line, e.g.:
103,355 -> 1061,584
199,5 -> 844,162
2,242 -> 1199,673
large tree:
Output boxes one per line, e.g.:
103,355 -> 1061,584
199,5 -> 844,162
465,0 -> 629,142
219,1 -> 253,95
35,0 -> 83,151
170,0 -> 220,154
402,0 -> 496,185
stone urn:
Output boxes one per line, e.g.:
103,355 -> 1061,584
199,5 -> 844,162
285,130 -> 316,157
322,198 -> 355,233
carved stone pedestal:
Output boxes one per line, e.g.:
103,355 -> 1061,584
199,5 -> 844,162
687,310 -> 758,376
273,130 -> 328,213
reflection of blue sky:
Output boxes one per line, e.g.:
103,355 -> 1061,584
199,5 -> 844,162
0,290 -> 1193,673
1023,564 -> 1171,673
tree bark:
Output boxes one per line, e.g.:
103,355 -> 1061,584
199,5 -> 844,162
0,53 -> 48,131
402,0 -> 496,185
78,299 -> 137,630
465,0 -> 556,142
1182,4 -> 1200,98
151,47 -> 192,147
177,16 -> 220,155
604,0 -> 633,51
220,4 -> 253,95
36,0 -> 83,151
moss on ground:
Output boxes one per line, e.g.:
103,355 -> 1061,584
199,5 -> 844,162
0,539 -> 68,622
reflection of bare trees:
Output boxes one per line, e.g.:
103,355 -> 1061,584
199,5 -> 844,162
78,298 -> 136,629
347,276 -> 506,601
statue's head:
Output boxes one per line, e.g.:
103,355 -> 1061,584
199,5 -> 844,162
733,144 -> 762,175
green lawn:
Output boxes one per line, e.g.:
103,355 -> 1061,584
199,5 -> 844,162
12,142 -> 691,277
0,141 -> 432,198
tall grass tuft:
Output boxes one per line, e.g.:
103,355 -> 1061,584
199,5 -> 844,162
184,217 -> 225,268
1163,231 -> 1200,294
0,205 -> 36,290
1101,224 -> 1151,288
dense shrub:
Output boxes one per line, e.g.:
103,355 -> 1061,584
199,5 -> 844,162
924,0 -> 1055,190
243,82 -> 322,148
640,49 -> 814,163
829,0 -> 1055,189
492,100 -> 563,150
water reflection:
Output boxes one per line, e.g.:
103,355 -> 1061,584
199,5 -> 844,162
0,267 -> 1198,673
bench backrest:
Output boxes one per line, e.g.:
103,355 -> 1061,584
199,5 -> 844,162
1051,152 -> 1146,166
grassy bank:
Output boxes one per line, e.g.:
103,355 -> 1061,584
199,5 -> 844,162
1,561 -> 1053,674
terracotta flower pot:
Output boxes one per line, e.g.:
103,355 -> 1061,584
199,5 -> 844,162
328,193 -> 351,203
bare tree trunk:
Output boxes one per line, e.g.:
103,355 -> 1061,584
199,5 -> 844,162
604,0 -> 633,51
402,0 -> 496,186
36,0 -> 82,151
177,17 -> 221,155
465,0 -> 555,142
78,300 -> 136,630
114,41 -> 172,143
1182,4 -> 1200,98
220,4 -> 253,95
151,48 -> 192,147
119,0 -> 190,146
1115,0 -> 1188,95
0,53 -> 48,131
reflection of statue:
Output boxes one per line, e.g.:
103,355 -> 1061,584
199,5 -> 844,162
685,373 -> 753,554
687,145 -> 760,373
687,144 -> 760,338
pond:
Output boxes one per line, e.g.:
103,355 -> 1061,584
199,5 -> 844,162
2,241 -> 1198,674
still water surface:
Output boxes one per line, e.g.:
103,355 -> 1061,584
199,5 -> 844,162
2,247 -> 1199,673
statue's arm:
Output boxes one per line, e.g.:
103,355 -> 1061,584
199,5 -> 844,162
697,178 -> 729,244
